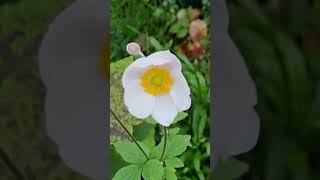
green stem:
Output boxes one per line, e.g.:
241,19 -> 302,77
110,109 -> 149,160
0,147 -> 25,180
160,126 -> 168,162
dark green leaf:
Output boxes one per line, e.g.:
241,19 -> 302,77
149,36 -> 164,51
165,157 -> 184,168
164,167 -> 177,180
114,141 -> 150,163
112,164 -> 143,180
133,123 -> 156,149
145,116 -> 157,125
110,146 -> 128,179
172,112 -> 188,124
142,159 -> 164,180
158,135 -> 191,158
150,146 -> 161,160
168,127 -> 180,135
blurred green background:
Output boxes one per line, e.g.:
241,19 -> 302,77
0,0 -> 320,179
228,0 -> 320,180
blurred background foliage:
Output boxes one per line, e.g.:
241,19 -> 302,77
0,0 -> 90,179
228,0 -> 320,180
0,0 -> 319,179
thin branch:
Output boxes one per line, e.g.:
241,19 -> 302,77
110,109 -> 149,160
160,126 -> 168,162
0,147 -> 26,180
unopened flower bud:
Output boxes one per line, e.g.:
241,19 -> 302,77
126,42 -> 142,56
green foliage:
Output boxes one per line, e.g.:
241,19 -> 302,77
164,166 -> 177,180
114,141 -> 150,164
110,56 -> 142,143
113,164 -> 143,180
110,146 -> 128,179
0,0 -> 73,56
165,157 -> 184,168
112,129 -> 192,179
142,159 -> 164,180
169,19 -> 189,38
227,0 -> 320,179
133,122 -> 156,149
0,0 -> 91,179
162,135 -> 192,158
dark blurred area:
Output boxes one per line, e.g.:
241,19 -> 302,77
227,0 -> 320,179
0,0 -> 90,179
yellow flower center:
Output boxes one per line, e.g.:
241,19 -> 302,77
140,66 -> 173,96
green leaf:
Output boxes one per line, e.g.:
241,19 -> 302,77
169,19 -> 188,35
192,106 -> 207,142
110,56 -> 134,78
114,141 -> 150,163
112,164 -> 143,180
177,28 -> 188,38
168,127 -> 180,135
150,146 -> 161,159
176,52 -> 195,72
145,116 -> 157,125
149,36 -> 164,51
164,167 -> 177,180
165,157 -> 184,168
231,28 -> 286,111
196,72 -> 208,100
133,123 -> 156,149
172,112 -> 188,124
228,2 -> 272,36
169,22 -> 180,33
110,146 -> 128,179
184,71 -> 200,96
275,32 -> 312,118
212,158 -> 249,180
193,151 -> 205,180
142,159 -> 164,180
158,134 -> 192,158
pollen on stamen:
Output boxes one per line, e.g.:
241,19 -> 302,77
140,66 -> 173,96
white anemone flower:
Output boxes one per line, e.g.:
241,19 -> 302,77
122,50 -> 191,127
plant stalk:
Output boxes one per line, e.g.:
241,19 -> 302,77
110,108 -> 149,160
0,147 -> 25,180
160,126 -> 168,162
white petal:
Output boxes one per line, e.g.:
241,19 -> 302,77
124,80 -> 155,119
152,95 -> 178,127
38,0 -> 106,87
122,51 -> 182,89
170,71 -> 191,111
45,59 -> 107,180
122,58 -> 148,89
146,50 -> 182,71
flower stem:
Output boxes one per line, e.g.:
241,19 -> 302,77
110,109 -> 149,160
138,51 -> 146,57
0,147 -> 26,180
160,126 -> 168,162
